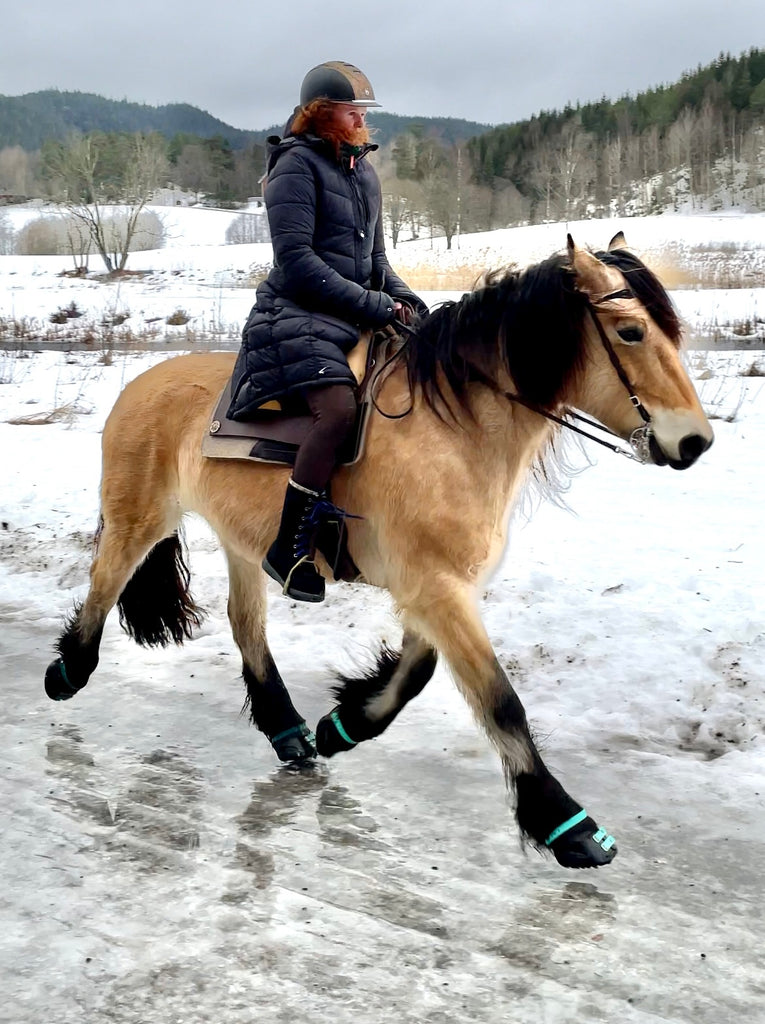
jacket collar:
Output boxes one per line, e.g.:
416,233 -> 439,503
266,131 -> 378,172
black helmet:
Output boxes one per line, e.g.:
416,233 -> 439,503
299,61 -> 381,108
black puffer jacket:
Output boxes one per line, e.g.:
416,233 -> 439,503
227,132 -> 426,419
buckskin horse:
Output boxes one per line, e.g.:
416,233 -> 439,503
44,235 -> 713,869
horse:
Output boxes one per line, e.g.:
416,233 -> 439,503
43,234 -> 713,870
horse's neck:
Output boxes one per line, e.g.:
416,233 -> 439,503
459,387 -> 553,504
399,379 -> 553,526
377,366 -> 553,507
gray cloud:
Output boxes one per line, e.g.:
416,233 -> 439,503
2,0 -> 763,131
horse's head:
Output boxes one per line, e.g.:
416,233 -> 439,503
568,234 -> 713,469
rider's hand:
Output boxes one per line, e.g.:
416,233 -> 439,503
393,301 -> 413,326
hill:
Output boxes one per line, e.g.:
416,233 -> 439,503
0,91 -> 257,151
0,89 -> 491,151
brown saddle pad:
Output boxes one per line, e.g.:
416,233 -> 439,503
201,329 -> 396,468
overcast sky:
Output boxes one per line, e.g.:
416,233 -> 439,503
3,1 -> 764,131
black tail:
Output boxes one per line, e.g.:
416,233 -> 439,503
117,532 -> 204,647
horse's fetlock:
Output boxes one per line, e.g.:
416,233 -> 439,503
316,705 -> 378,757
515,771 -> 582,845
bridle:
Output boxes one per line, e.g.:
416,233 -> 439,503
503,287 -> 654,464
382,287 -> 655,464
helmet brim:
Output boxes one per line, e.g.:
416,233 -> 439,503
336,99 -> 381,108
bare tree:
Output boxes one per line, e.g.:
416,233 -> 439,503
530,143 -> 558,222
225,212 -> 270,244
0,146 -> 37,197
665,108 -> 696,208
422,170 -> 459,249
173,142 -> 215,201
47,133 -> 168,273
383,189 -> 408,248
603,136 -> 623,214
0,209 -> 15,254
551,123 -> 596,221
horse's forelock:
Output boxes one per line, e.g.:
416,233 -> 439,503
594,249 -> 682,347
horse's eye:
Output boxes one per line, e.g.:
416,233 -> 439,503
616,325 -> 644,344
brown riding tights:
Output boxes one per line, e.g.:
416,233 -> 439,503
292,384 -> 358,493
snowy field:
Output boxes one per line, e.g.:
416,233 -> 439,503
1,214 -> 764,1023
1,207 -> 764,350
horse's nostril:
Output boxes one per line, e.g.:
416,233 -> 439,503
679,433 -> 713,464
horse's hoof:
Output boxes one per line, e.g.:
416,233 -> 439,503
549,818 -> 618,869
44,659 -> 83,701
270,722 -> 317,762
315,710 -> 357,757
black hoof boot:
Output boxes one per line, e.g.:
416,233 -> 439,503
44,659 -> 86,701
547,812 -> 618,869
270,722 -> 317,762
315,710 -> 358,757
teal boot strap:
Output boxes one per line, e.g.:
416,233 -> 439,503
544,808 -> 588,846
330,711 -> 356,747
271,722 -> 316,746
545,810 -> 616,851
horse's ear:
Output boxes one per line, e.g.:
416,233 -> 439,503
608,231 -> 628,251
568,236 -> 611,293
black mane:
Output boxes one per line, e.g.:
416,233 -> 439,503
405,247 -> 679,418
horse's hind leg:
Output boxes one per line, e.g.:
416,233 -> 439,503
400,583 -> 617,870
225,548 -> 316,762
45,508 -> 185,700
315,632 -> 437,756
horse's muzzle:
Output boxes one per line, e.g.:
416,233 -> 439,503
653,431 -> 714,470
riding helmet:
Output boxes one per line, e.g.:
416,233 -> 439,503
299,61 -> 381,108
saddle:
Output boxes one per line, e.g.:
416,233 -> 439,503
201,327 -> 402,583
202,328 -> 398,468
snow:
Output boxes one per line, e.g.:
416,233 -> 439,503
1,212 -> 764,1023
1,207 -> 764,350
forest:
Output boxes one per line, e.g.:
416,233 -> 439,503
381,48 -> 765,246
0,48 -> 763,253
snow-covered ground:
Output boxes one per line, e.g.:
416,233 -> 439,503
1,214 -> 764,1023
1,208 -> 764,349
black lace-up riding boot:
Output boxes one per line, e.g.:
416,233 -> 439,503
262,478 -> 325,602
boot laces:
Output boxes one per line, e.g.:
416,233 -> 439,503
293,495 -> 361,560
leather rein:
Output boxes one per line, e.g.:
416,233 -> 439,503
384,287 -> 654,464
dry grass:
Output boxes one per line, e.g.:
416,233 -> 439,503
394,242 -> 765,292
394,263 -> 490,291
7,403 -> 83,426
644,243 -> 765,290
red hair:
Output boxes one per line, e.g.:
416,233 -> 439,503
291,99 -> 371,154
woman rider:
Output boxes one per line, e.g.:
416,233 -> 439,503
227,61 -> 427,603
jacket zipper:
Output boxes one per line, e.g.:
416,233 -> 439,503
345,161 -> 369,282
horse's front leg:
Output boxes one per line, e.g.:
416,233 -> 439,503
225,548 -> 316,762
316,631 -> 437,755
403,583 -> 617,869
